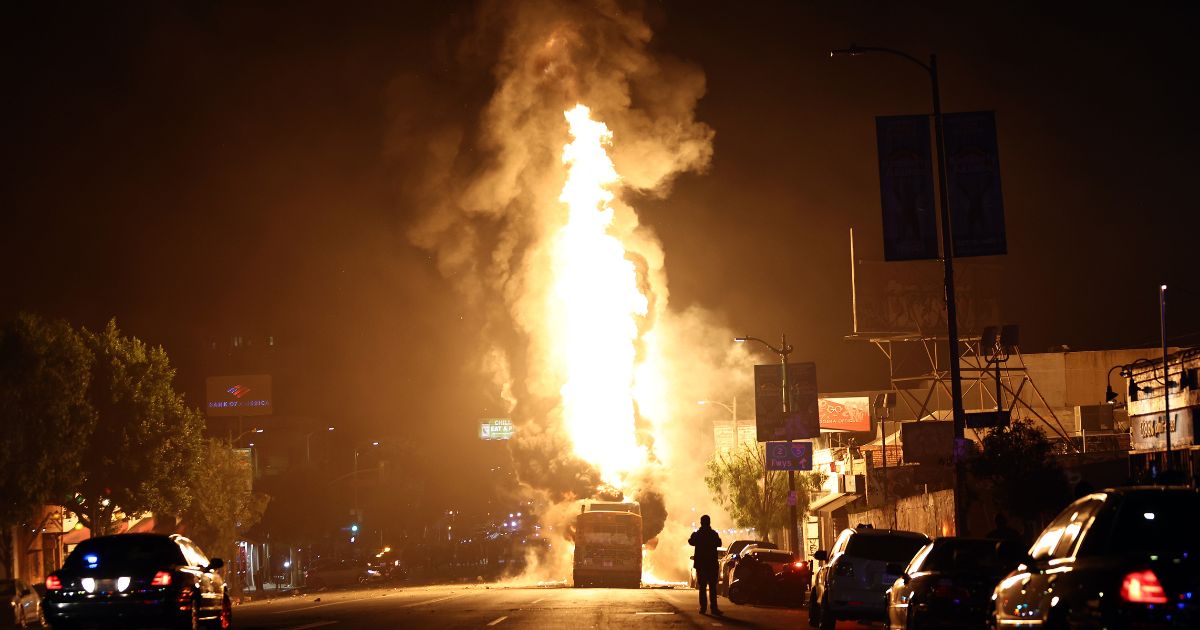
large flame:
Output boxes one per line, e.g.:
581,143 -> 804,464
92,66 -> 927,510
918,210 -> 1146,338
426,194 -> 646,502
551,104 -> 650,489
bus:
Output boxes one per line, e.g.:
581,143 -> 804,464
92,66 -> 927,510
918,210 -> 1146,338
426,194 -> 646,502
573,502 -> 643,588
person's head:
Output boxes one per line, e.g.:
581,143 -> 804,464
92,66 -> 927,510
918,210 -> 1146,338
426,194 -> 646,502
994,513 -> 1008,527
700,515 -> 711,527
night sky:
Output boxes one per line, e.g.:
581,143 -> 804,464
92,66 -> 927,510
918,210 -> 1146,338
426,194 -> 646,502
5,1 -> 1199,504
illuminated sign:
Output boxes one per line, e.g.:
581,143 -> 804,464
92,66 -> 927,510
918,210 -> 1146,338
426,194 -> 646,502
205,375 -> 273,417
819,396 -> 871,432
479,418 -> 514,440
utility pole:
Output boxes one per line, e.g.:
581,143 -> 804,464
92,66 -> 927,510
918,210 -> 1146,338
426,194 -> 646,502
831,45 -> 968,534
736,334 -> 800,556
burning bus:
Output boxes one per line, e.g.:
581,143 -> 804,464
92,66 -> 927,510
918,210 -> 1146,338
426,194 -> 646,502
572,502 -> 643,588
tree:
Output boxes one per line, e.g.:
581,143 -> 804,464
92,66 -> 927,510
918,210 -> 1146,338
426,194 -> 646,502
76,319 -> 205,535
970,418 -> 1071,526
182,439 -> 269,563
0,313 -> 96,576
705,443 -> 825,542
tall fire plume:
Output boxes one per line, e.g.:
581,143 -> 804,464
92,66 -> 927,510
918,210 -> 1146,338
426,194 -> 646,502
398,0 -> 752,582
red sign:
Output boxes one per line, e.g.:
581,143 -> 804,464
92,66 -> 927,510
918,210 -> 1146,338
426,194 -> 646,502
818,397 -> 871,432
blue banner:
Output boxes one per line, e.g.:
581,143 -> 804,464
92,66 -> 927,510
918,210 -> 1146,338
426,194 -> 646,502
944,111 -> 1007,257
876,115 -> 938,261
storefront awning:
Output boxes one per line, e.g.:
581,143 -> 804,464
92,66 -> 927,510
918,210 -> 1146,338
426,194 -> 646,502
809,492 -> 860,513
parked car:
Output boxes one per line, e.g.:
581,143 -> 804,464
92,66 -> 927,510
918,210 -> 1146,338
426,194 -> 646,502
809,526 -> 930,630
992,486 -> 1200,628
42,533 -> 230,629
885,537 -> 1021,629
1,578 -> 44,628
718,539 -> 777,595
304,559 -> 382,590
689,547 -> 726,589
726,547 -> 811,607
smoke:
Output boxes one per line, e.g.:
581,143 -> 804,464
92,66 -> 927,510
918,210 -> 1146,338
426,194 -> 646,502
394,0 -> 752,582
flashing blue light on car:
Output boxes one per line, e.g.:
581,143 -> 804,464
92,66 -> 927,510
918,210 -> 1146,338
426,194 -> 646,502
85,554 -> 99,568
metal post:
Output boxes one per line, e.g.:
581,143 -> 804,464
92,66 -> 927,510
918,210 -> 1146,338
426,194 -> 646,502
1161,285 -> 1172,475
780,334 -> 800,557
830,45 -> 966,534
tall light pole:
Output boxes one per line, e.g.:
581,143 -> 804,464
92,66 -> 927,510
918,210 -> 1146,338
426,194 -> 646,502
1160,284 -> 1172,475
735,334 -> 800,556
831,44 -> 968,534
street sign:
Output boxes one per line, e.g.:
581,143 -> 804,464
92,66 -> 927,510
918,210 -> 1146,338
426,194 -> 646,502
766,441 -> 813,471
755,363 -> 819,441
479,418 -> 514,440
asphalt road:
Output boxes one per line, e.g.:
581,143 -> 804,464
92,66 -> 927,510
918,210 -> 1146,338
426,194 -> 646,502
233,584 -> 883,630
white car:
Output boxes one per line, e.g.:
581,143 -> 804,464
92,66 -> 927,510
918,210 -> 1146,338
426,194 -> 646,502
808,526 -> 929,629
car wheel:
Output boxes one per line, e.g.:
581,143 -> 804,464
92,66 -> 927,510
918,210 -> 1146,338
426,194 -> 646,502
906,603 -> 922,630
807,590 -> 821,627
203,593 -> 233,630
818,600 -> 836,630
177,599 -> 200,630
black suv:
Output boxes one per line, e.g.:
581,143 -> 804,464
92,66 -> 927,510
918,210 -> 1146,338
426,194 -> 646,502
43,533 -> 230,629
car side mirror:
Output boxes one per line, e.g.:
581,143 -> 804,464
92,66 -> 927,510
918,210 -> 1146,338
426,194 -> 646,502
207,558 -> 225,570
812,550 -> 828,562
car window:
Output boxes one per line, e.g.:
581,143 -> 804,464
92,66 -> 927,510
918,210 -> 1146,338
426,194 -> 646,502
754,551 -> 795,564
185,541 -> 210,567
65,536 -> 187,571
1109,492 -> 1200,554
1030,499 -> 1102,561
845,534 -> 929,563
920,539 -> 1004,571
831,530 -> 853,556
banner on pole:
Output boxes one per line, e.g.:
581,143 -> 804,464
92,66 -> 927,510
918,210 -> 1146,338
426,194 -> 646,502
876,115 -> 938,261
944,111 -> 1007,257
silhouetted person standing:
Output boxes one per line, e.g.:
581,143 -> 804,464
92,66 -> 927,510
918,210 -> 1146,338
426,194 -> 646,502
986,513 -> 1023,546
689,514 -> 722,615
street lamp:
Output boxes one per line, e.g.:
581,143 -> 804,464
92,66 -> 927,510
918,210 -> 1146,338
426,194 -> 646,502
230,427 -> 264,445
697,399 -> 737,420
304,426 -> 336,465
831,43 -> 968,534
734,333 -> 801,557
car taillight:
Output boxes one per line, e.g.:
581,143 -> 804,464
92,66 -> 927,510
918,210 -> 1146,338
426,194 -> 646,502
45,575 -> 63,590
793,561 -> 807,570
151,571 -> 173,587
1121,569 -> 1168,604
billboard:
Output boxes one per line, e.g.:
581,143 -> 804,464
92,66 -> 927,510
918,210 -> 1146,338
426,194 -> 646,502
943,111 -> 1007,257
755,362 -> 819,441
713,421 -> 758,453
205,375 -> 273,417
479,418 -> 514,440
852,258 -> 1002,335
876,115 -> 938,261
818,396 -> 871,432
900,421 -> 954,465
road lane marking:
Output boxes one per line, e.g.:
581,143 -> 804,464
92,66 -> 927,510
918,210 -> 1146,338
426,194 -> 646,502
274,590 -> 473,614
397,592 -> 473,608
634,612 -> 675,615
530,598 -> 544,604
286,622 -> 339,630
487,616 -> 508,626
